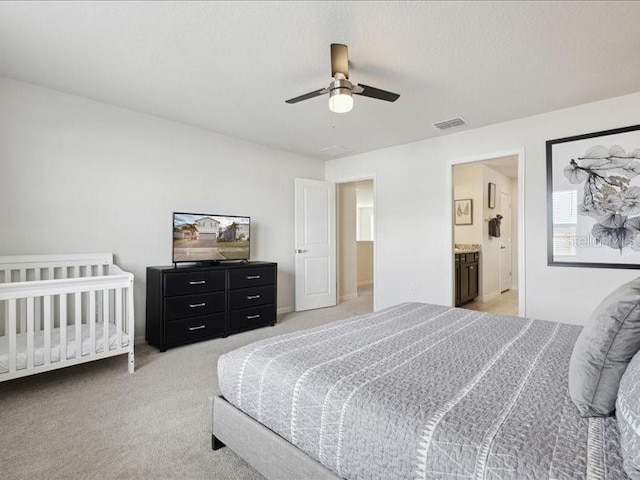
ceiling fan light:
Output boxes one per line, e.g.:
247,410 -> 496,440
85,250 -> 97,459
328,87 -> 353,113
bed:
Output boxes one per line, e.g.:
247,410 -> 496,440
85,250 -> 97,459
214,302 -> 629,480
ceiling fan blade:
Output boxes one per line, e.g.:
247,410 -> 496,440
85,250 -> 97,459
331,43 -> 349,79
353,84 -> 400,102
285,88 -> 328,104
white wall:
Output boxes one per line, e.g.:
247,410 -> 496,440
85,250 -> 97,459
0,77 -> 324,339
326,90 -> 640,325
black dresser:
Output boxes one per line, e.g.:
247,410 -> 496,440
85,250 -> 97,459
146,262 -> 277,351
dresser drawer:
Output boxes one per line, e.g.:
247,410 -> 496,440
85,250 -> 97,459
228,285 -> 276,310
229,304 -> 276,331
164,313 -> 226,345
228,267 -> 275,289
164,292 -> 226,321
164,271 -> 225,296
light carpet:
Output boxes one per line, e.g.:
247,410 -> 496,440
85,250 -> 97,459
0,288 -> 373,480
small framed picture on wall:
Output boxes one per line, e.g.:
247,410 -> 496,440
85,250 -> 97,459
488,183 -> 496,209
454,199 -> 473,225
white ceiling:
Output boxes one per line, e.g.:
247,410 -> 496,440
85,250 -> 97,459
1,1 -> 639,160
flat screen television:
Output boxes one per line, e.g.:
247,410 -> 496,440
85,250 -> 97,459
172,212 -> 250,263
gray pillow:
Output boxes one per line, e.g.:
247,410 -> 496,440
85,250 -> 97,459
568,277 -> 640,417
617,352 -> 640,479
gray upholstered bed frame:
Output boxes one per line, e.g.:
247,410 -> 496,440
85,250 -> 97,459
212,396 -> 341,480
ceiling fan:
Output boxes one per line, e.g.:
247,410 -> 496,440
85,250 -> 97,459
285,44 -> 400,113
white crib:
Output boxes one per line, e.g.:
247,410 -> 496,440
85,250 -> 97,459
0,253 -> 134,381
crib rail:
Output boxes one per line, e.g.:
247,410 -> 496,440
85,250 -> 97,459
0,254 -> 134,381
0,274 -> 131,299
0,253 -> 114,284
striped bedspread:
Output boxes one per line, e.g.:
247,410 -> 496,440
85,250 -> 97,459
217,303 -> 628,480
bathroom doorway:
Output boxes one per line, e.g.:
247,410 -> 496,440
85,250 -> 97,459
451,154 -> 522,316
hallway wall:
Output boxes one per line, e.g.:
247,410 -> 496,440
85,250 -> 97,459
357,241 -> 374,286
338,183 -> 358,300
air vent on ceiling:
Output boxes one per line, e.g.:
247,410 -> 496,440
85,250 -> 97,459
433,117 -> 467,130
320,145 -> 350,157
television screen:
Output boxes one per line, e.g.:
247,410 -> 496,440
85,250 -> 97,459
173,213 -> 250,263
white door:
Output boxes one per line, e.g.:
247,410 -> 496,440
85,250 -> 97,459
295,178 -> 337,311
499,191 -> 512,292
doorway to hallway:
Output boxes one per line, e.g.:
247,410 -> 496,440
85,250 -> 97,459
337,179 -> 374,314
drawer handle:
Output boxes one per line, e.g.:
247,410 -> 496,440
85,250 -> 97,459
189,303 -> 206,308
246,275 -> 261,280
189,325 -> 206,331
189,280 -> 206,285
246,314 -> 261,320
246,295 -> 261,300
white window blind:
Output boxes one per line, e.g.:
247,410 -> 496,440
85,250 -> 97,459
553,190 -> 578,224
552,190 -> 578,256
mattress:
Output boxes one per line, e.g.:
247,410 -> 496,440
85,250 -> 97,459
0,323 -> 129,373
218,302 -> 628,480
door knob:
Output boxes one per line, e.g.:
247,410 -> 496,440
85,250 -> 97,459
296,249 -> 309,254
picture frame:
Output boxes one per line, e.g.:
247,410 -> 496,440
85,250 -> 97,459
454,199 -> 473,225
488,183 -> 496,209
547,124 -> 640,269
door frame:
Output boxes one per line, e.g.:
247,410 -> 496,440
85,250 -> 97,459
333,174 -> 377,311
446,148 -> 526,316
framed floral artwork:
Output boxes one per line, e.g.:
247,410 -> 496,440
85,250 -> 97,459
547,124 -> 640,268
454,199 -> 473,225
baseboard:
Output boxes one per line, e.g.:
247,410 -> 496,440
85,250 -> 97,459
134,335 -> 146,345
340,293 -> 358,301
481,290 -> 501,303
357,281 -> 373,287
277,306 -> 294,316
